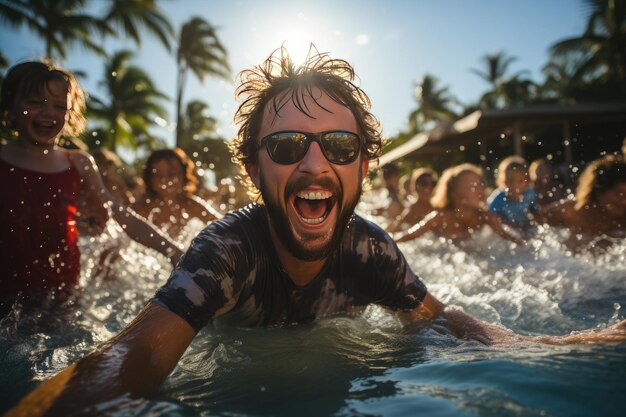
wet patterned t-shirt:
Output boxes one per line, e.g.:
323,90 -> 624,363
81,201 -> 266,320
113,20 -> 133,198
153,204 -> 427,332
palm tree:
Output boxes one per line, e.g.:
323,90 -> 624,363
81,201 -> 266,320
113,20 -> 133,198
177,100 -> 235,181
0,0 -> 106,61
175,16 -> 230,147
499,75 -> 537,107
407,74 -> 457,133
87,50 -> 169,152
470,51 -> 519,108
540,53 -> 590,103
103,0 -> 174,51
177,100 -> 218,148
550,0 -> 626,97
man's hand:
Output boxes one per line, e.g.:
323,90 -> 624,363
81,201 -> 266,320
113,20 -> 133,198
531,320 -> 626,345
442,308 -> 626,346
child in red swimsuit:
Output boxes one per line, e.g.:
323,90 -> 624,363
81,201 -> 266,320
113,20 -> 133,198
0,61 -> 183,305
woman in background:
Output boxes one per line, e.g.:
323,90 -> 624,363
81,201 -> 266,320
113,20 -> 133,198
132,148 -> 222,238
388,167 -> 437,233
538,154 -> 626,250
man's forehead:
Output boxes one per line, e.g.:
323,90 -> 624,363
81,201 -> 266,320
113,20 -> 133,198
262,88 -> 350,125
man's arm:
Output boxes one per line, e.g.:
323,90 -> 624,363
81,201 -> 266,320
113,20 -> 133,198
402,292 -> 626,346
5,303 -> 196,417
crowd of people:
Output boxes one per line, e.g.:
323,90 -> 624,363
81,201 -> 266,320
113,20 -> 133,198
1,51 -> 625,415
373,151 -> 625,252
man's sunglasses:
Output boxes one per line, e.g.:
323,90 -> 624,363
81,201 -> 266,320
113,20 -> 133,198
257,130 -> 362,165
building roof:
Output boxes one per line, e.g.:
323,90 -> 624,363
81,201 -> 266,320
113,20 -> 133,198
379,101 -> 626,166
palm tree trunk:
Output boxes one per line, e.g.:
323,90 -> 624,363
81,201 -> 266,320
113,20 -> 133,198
175,63 -> 187,148
110,111 -> 118,153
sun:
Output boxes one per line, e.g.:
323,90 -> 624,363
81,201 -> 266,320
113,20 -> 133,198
248,10 -> 343,65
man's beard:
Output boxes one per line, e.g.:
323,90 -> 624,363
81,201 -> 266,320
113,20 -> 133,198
259,172 -> 362,261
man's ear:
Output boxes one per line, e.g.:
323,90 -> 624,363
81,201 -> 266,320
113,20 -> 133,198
360,157 -> 370,179
245,161 -> 261,190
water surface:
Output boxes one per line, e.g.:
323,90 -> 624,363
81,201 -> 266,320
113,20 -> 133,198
1,213 -> 624,417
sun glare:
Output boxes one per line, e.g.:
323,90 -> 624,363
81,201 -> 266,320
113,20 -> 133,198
248,10 -> 344,65
355,34 -> 369,46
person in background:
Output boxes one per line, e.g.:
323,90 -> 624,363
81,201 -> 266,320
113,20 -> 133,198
529,158 -> 566,207
372,162 -> 405,221
388,167 -> 437,232
7,47 -> 625,417
398,171 -> 414,204
0,61 -> 182,308
487,156 -> 538,237
132,148 -> 222,238
538,154 -> 626,250
395,163 -> 523,245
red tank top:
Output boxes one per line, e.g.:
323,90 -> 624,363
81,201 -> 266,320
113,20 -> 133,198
0,154 -> 81,300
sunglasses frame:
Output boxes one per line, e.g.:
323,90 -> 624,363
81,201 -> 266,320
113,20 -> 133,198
257,130 -> 363,165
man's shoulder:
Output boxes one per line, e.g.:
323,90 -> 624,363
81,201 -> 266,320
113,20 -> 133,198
212,203 -> 264,227
352,214 -> 388,235
181,204 -> 267,268
349,214 -> 396,248
192,203 -> 266,244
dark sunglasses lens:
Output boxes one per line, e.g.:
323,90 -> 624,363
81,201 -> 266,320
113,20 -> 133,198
321,132 -> 360,164
267,132 -> 309,164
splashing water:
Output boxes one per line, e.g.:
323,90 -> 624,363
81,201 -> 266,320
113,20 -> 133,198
0,208 -> 624,416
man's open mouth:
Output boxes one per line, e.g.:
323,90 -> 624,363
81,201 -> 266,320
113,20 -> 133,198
293,190 -> 335,225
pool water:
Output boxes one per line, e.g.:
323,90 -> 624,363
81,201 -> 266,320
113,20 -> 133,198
1,213 -> 624,417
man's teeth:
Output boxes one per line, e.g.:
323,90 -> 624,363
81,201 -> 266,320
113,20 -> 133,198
302,217 -> 324,225
296,191 -> 332,200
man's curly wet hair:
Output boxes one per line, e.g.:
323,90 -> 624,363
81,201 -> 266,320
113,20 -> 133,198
230,46 -> 385,199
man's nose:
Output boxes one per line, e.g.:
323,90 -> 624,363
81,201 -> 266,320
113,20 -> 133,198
298,142 -> 330,174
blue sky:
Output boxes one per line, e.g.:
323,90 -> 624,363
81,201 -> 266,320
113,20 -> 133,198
1,0 -> 588,156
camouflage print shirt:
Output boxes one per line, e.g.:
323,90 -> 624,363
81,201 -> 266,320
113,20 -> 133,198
153,204 -> 427,332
